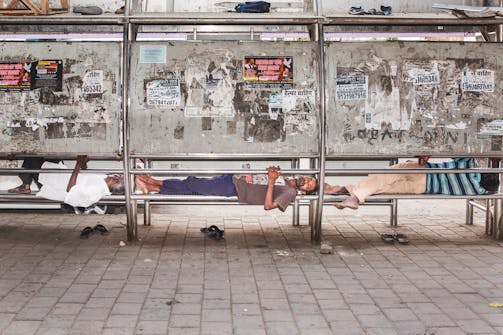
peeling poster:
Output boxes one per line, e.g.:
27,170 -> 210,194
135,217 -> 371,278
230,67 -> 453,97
146,79 -> 181,106
462,69 -> 494,93
335,75 -> 368,101
480,120 -> 503,136
82,70 -> 104,95
281,89 -> 315,113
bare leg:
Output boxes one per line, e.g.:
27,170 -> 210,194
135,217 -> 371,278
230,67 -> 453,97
334,194 -> 359,210
324,183 -> 348,194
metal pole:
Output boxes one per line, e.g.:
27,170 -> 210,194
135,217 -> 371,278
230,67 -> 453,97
498,0 -> 503,43
465,199 -> 473,225
144,159 -> 151,226
122,16 -> 137,241
312,4 -> 326,243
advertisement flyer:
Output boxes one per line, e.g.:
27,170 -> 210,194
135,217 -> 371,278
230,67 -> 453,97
243,56 -> 293,88
0,62 -> 31,91
30,60 -> 63,91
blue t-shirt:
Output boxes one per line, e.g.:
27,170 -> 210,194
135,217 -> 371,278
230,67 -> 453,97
160,174 -> 237,197
426,158 -> 486,195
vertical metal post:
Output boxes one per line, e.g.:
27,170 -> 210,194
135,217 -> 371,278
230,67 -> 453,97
391,199 -> 398,226
123,16 -> 137,241
465,199 -> 474,225
312,12 -> 326,243
144,159 -> 151,226
292,199 -> 300,226
498,0 -> 503,43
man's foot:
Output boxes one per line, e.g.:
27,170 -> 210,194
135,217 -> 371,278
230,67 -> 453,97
134,177 -> 150,194
115,5 -> 125,14
8,184 -> 31,194
334,195 -> 359,210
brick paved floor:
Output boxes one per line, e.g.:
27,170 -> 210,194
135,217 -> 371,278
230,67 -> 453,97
1,201 -> 503,335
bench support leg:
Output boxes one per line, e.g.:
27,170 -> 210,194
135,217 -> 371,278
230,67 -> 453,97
310,199 -> 321,242
494,199 -> 503,240
391,199 -> 398,227
144,200 -> 151,226
126,200 -> 138,241
466,199 -> 474,225
292,199 -> 300,226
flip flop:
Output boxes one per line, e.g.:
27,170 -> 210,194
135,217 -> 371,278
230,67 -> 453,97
200,225 -> 218,233
380,233 -> 395,243
7,185 -> 31,194
93,224 -> 109,235
80,226 -> 94,239
394,233 -> 409,244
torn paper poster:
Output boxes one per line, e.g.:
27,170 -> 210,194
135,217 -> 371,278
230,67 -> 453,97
479,120 -> 503,136
281,89 -> 315,113
335,75 -> 368,101
146,79 -> 181,107
139,45 -> 167,64
462,69 -> 494,93
82,70 -> 104,95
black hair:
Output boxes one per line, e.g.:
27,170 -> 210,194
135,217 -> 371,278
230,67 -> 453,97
295,176 -> 319,195
480,173 -> 500,194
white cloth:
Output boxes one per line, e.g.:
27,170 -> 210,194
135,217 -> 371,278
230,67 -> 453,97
36,162 -> 110,207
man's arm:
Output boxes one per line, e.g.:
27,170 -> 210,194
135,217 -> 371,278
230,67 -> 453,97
66,155 -> 88,192
264,166 -> 281,210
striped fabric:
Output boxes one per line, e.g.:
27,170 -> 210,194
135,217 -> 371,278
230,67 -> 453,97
426,158 -> 487,195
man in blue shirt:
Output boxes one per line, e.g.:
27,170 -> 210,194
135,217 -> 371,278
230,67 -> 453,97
326,157 -> 498,210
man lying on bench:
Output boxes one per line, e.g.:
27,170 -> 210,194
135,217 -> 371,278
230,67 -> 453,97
36,155 -> 124,208
325,157 -> 499,210
135,166 -> 317,211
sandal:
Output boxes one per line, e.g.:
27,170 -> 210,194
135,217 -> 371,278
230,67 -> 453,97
200,225 -> 224,240
394,233 -> 409,244
93,224 -> 109,235
80,226 -> 94,239
380,233 -> 395,244
8,184 -> 31,194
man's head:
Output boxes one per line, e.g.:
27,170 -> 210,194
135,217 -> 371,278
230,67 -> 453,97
105,174 -> 125,194
294,176 -> 317,195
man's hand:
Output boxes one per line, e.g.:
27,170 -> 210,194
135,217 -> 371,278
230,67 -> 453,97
267,166 -> 281,183
76,155 -> 89,170
418,156 -> 430,165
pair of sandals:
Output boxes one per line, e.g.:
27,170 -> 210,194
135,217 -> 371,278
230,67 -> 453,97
381,233 -> 409,244
80,224 -> 109,239
349,5 -> 392,15
200,225 -> 224,240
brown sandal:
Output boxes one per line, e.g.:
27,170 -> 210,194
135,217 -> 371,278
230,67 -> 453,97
7,185 -> 31,194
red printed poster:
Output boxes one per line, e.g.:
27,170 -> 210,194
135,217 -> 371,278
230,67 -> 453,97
243,56 -> 293,88
0,62 -> 31,91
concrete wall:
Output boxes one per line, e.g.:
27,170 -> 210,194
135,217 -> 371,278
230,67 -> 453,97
0,42 -> 122,157
326,42 -> 503,157
129,41 -> 319,155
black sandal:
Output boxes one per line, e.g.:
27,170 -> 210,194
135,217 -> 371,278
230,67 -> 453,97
80,226 -> 94,239
394,233 -> 409,244
93,224 -> 109,235
200,225 -> 224,240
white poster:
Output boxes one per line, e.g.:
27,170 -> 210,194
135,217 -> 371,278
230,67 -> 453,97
82,70 -> 104,95
462,69 -> 494,92
335,75 -> 368,101
146,79 -> 181,107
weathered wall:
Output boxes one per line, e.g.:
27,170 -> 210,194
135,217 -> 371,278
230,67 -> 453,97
0,42 -> 122,157
130,41 -> 319,155
326,42 -> 503,157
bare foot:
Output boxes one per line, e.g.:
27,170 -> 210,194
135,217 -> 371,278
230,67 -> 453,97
134,177 -> 149,194
334,194 -> 359,210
